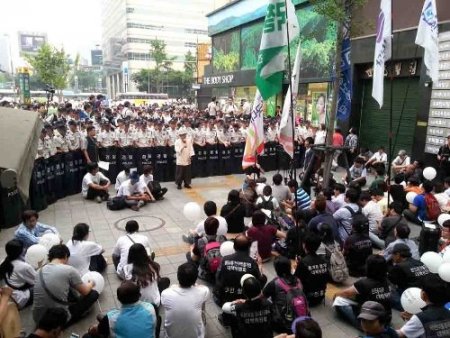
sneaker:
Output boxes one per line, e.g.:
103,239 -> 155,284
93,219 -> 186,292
184,185 -> 192,189
131,205 -> 139,211
95,196 -> 102,203
177,185 -> 182,190
137,200 -> 145,208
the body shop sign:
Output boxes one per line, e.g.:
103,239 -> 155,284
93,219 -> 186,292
204,74 -> 234,86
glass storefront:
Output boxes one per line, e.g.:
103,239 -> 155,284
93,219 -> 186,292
297,82 -> 332,126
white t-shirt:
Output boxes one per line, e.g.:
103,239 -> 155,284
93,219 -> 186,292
255,195 -> 280,210
115,170 -> 129,190
314,130 -> 326,145
0,259 -> 36,309
81,172 -> 110,198
207,101 -> 217,116
112,233 -> 150,277
140,174 -> 153,186
399,315 -> 425,338
123,263 -> 161,306
369,151 -> 387,163
362,200 -> 383,232
66,240 -> 103,276
195,216 -> 228,236
392,155 -> 411,166
161,284 -> 210,338
117,180 -> 146,197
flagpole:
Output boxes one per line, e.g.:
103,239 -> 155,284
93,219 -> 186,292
283,0 -> 300,256
387,0 -> 394,206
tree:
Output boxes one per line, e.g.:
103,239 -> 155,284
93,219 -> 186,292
309,0 -> 367,187
24,43 -> 71,92
149,39 -> 176,92
184,50 -> 197,80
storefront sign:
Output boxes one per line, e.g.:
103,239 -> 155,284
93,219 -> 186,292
202,69 -> 256,88
203,74 -> 234,86
425,31 -> 450,154
360,59 -> 419,79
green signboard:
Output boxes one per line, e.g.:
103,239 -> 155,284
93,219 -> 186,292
18,71 -> 31,105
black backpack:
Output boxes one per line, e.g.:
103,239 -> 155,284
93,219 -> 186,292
107,196 -> 127,211
343,206 -> 369,234
256,196 -> 274,211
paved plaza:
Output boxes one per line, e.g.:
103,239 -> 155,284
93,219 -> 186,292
0,171 -> 410,338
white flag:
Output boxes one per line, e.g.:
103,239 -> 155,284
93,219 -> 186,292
416,0 -> 439,83
279,43 -> 301,158
372,0 -> 392,108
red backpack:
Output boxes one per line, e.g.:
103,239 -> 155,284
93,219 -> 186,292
203,241 -> 222,273
424,193 -> 440,221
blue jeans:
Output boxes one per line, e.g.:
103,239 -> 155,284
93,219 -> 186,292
335,305 -> 361,330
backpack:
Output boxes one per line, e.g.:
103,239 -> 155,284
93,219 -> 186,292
257,196 -> 274,211
274,277 -> 309,329
343,206 -> 369,234
325,244 -> 349,283
424,193 -> 440,221
202,240 -> 222,274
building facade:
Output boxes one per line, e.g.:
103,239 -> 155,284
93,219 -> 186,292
0,35 -> 12,75
101,0 -> 213,99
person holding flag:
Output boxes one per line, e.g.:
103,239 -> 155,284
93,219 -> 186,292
242,0 -> 299,170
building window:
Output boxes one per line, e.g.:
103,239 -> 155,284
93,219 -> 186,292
127,52 -> 151,61
127,22 -> 164,31
184,42 -> 197,48
185,28 -> 208,35
126,7 -> 134,13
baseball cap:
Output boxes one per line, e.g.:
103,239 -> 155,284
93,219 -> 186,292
130,171 -> 139,183
392,243 -> 412,257
357,301 -> 386,321
178,130 -> 187,136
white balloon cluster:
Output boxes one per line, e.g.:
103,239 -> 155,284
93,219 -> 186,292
420,250 -> 450,282
183,202 -> 202,221
25,244 -> 48,269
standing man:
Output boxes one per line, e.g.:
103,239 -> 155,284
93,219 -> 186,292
437,135 -> 450,179
208,97 -> 218,119
175,130 -> 194,190
82,126 -> 99,164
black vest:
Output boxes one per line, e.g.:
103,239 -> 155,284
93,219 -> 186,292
416,305 -> 450,338
86,136 -> 98,163
397,258 -> 431,289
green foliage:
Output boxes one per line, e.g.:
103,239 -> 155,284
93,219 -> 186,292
24,43 -> 71,90
131,69 -> 192,97
212,30 -> 240,72
74,69 -> 100,92
241,22 -> 264,70
184,50 -> 196,79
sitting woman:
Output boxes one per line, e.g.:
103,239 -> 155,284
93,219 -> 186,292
220,189 -> 247,234
123,243 -> 170,307
66,223 -> 106,276
0,240 -> 36,309
333,255 -> 392,330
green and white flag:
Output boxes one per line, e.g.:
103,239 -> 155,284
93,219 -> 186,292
255,0 -> 299,101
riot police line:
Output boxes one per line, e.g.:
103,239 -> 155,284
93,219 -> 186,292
28,141 -> 305,212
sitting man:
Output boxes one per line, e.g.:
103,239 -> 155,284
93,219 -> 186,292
182,200 -> 228,244
360,191 -> 384,249
404,180 -> 439,225
82,162 -> 111,203
345,157 -> 367,187
114,165 -> 130,192
397,274 -> 450,338
85,281 -> 157,338
392,150 -> 411,176
343,215 -> 372,277
140,165 -> 168,200
388,243 -> 431,311
358,301 -> 398,338
383,223 -> 420,261
365,146 -> 388,170
117,171 -> 153,211
161,263 -> 209,338
32,244 -> 99,328
222,274 -> 273,338
14,210 -> 59,253
112,220 -> 151,279
283,180 -> 311,214
215,234 -> 267,307
378,202 -> 408,247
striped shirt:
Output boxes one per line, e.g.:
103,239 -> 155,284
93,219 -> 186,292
294,188 -> 311,210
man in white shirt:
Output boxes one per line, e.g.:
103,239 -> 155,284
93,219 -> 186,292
161,263 -> 209,338
175,130 -> 194,190
115,167 -> 130,191
112,220 -> 151,278
360,191 -> 384,248
392,150 -> 411,175
366,146 -> 388,169
117,172 -> 152,211
82,162 -> 111,203
207,97 -> 217,118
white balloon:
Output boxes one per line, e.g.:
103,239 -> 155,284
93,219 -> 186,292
183,202 -> 202,221
438,262 -> 450,282
82,271 -> 105,294
438,213 -> 450,226
38,233 -> 61,251
406,192 -> 417,204
25,244 -> 48,269
443,249 -> 450,263
401,287 -> 426,314
220,241 -> 235,257
423,167 -> 437,181
420,251 -> 443,273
